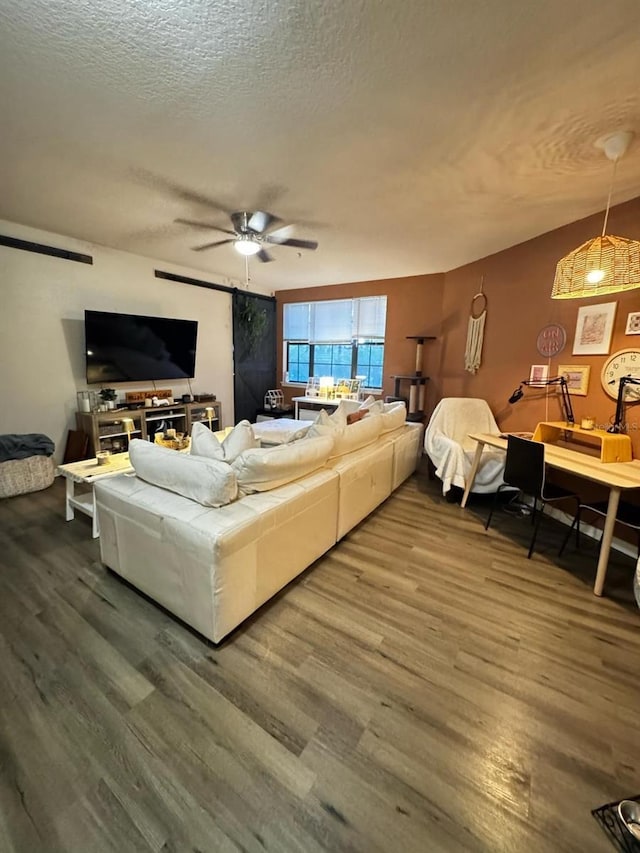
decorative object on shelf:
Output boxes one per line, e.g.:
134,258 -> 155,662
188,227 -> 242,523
552,130 -> 640,299
464,277 -> 487,374
99,388 -> 118,410
625,311 -> 640,335
580,416 -> 595,430
600,348 -> 640,399
528,364 -> 549,386
536,323 -> 566,358
508,376 -> 575,425
154,432 -> 190,451
572,301 -> 617,355
126,389 -> 174,403
96,450 -> 111,466
264,389 -> 285,410
205,407 -> 215,430
305,376 -> 320,397
121,417 -> 134,449
558,364 -> 591,396
76,390 -> 99,413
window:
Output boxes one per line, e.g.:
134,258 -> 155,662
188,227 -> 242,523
283,296 -> 387,389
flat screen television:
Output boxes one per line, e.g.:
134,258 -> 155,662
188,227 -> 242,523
85,310 -> 198,384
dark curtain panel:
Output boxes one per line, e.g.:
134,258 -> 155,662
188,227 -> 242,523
232,291 -> 277,423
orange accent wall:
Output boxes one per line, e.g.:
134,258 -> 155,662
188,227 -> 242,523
276,195 -> 640,456
440,195 -> 640,459
275,274 -> 445,412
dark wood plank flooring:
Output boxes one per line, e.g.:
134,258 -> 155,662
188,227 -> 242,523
0,469 -> 639,852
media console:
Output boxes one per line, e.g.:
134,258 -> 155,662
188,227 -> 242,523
76,401 -> 222,456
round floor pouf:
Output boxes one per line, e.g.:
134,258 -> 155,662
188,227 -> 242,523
0,455 -> 55,498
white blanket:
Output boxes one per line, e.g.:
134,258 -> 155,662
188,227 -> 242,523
424,398 -> 506,495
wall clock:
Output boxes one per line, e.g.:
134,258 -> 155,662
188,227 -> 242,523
600,348 -> 640,399
536,323 -> 566,358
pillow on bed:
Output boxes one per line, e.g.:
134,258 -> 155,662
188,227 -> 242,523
191,420 -> 259,462
129,439 -> 237,507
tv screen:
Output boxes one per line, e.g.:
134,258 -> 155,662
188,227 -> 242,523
85,310 -> 198,384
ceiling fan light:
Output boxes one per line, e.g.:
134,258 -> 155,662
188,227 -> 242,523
234,237 -> 260,256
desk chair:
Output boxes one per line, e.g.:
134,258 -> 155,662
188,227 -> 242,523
559,499 -> 640,560
484,435 -> 580,559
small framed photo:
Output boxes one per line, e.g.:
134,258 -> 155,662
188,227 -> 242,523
572,301 -> 617,355
558,364 -> 591,396
529,364 -> 549,386
625,311 -> 640,335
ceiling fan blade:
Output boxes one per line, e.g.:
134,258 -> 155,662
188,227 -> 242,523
277,238 -> 318,251
175,218 -> 236,236
192,239 -> 234,252
257,248 -> 274,263
264,225 -> 294,244
248,210 -> 279,233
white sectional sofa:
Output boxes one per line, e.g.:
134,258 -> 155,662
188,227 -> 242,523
95,405 -> 422,643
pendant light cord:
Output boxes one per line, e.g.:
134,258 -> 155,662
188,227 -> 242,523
601,157 -> 618,237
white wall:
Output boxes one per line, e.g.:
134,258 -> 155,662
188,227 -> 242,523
0,219 -> 267,461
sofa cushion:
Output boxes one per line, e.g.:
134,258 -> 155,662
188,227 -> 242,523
329,413 -> 383,457
380,400 -> 407,432
191,420 -> 259,462
129,439 -> 238,507
332,398 -> 361,419
231,434 -> 334,494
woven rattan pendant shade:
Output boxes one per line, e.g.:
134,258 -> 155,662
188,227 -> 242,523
551,233 -> 640,299
551,130 -> 640,300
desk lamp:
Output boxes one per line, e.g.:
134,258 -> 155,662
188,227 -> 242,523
121,417 -> 134,450
205,407 -> 214,431
508,376 -> 575,425
607,375 -> 640,433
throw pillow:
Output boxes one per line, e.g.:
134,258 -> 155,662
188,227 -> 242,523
231,434 -> 334,494
191,419 -> 259,462
381,401 -> 407,432
129,439 -> 237,507
328,414 -> 383,457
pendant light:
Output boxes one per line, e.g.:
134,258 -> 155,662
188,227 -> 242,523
551,130 -> 640,299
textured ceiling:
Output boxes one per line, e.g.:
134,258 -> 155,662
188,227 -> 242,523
1,0 -> 640,293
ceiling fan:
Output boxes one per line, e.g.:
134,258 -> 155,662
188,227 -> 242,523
175,210 -> 318,263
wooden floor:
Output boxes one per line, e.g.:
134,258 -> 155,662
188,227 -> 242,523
1,470 -> 639,852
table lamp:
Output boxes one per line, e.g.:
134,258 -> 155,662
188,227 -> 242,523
205,407 -> 214,430
607,375 -> 640,433
121,417 -> 134,449
507,376 -> 575,425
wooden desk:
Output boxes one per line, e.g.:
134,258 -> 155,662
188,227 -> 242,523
461,432 -> 640,596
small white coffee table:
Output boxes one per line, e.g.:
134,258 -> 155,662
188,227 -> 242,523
57,453 -> 134,538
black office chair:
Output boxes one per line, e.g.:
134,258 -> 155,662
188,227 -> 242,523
485,435 -> 580,559
559,499 -> 640,560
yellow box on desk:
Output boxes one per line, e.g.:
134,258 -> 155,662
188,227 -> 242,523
532,421 -> 632,463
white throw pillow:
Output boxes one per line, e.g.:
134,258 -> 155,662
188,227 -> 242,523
332,399 -> 361,419
306,408 -> 341,439
360,395 -> 377,409
129,439 -> 237,507
381,401 -> 407,432
329,413 -> 383,457
191,419 -> 259,462
364,400 -> 384,415
232,434 -> 334,494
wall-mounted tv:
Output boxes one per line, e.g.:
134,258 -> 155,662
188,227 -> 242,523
85,310 -> 198,384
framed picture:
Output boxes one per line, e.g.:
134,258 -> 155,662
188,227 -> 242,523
558,364 -> 590,396
625,311 -> 640,335
529,364 -> 549,386
572,301 -> 617,355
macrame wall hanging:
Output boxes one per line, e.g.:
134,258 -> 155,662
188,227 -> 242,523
464,277 -> 487,374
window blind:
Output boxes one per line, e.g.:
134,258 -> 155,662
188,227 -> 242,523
284,296 -> 387,342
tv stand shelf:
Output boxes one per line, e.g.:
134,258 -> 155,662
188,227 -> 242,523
532,420 -> 632,463
76,401 -> 222,456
